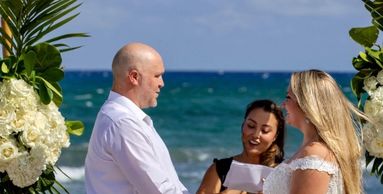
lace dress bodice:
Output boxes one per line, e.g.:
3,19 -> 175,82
263,155 -> 343,194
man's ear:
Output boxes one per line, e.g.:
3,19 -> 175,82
128,69 -> 140,85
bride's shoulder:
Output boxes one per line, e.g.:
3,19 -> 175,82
300,141 -> 337,164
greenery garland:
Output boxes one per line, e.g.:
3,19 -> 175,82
349,0 -> 383,184
0,0 -> 88,193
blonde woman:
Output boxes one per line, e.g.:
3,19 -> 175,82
263,69 -> 368,194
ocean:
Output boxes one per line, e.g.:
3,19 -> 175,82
55,71 -> 382,193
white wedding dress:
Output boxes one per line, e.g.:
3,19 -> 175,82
263,155 -> 344,194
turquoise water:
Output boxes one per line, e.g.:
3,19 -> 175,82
56,71 -> 382,193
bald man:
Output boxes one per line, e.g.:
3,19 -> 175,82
85,43 -> 189,194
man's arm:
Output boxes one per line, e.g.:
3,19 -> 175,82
110,119 -> 187,194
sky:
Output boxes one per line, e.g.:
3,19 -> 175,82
58,0 -> 375,72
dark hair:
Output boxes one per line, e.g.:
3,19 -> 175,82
243,99 -> 285,167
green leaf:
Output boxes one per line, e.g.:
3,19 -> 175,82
31,43 -> 62,71
53,180 -> 69,194
350,76 -> 365,105
365,47 -> 383,68
37,80 -> 53,105
366,151 -> 375,166
41,67 -> 64,82
1,62 -> 9,73
65,120 -> 84,136
60,45 -> 83,53
354,69 -> 374,79
359,51 -> 371,62
0,0 -> 88,58
50,82 -> 63,106
364,0 -> 383,31
36,76 -> 63,98
372,158 -> 383,174
35,165 -> 56,192
21,50 -> 37,76
352,56 -> 372,70
349,25 -> 379,47
378,162 -> 383,175
46,33 -> 90,43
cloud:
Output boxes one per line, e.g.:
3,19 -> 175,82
248,0 -> 360,16
76,1 -> 128,29
76,0 -> 362,32
60,0 -> 370,71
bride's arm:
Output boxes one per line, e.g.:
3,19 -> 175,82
290,168 -> 331,194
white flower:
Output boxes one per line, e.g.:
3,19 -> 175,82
0,137 -> 20,172
8,79 -> 34,98
363,122 -> 377,143
0,103 -> 16,137
367,132 -> 383,158
364,99 -> 383,120
0,140 -> 19,161
377,70 -> 383,85
0,78 -> 71,187
20,126 -> 41,148
6,145 -> 47,188
371,87 -> 383,103
364,76 -> 378,93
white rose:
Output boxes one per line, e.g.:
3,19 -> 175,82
33,112 -> 48,130
364,99 -> 383,119
363,122 -> 377,143
0,140 -> 20,162
0,138 -> 20,172
0,108 -> 16,127
8,79 -> 34,98
377,70 -> 383,85
371,86 -> 383,103
364,76 -> 378,93
368,133 -> 383,158
0,105 -> 17,137
20,127 -> 41,148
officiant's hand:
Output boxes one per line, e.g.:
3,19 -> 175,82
221,190 -> 263,194
221,189 -> 247,194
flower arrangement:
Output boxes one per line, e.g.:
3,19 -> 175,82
362,71 -> 383,158
0,79 -> 69,187
0,0 -> 88,193
349,0 -> 383,184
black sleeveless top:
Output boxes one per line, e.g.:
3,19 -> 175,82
213,157 -> 234,192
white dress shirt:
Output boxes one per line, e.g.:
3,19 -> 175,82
85,91 -> 189,194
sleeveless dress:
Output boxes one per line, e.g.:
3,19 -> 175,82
263,155 -> 344,194
213,157 -> 234,192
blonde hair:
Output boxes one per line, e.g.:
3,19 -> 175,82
290,69 -> 368,194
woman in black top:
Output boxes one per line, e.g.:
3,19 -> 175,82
197,100 -> 285,194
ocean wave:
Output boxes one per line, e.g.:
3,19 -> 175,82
55,166 -> 85,183
74,94 -> 93,100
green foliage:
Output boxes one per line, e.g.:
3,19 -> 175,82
349,26 -> 379,47
363,0 -> 383,31
0,0 -> 89,57
0,42 -> 64,106
350,0 -> 383,185
0,0 -> 88,192
0,165 -> 68,193
66,120 -> 85,136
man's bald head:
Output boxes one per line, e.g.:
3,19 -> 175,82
112,42 -> 162,80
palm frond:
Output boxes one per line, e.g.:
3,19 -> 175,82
0,0 -> 89,57
363,0 -> 383,31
